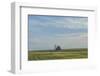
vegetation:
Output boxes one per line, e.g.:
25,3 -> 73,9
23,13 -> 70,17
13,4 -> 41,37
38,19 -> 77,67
28,48 -> 88,61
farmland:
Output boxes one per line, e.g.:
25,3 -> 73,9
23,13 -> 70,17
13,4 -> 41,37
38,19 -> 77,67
28,48 -> 88,61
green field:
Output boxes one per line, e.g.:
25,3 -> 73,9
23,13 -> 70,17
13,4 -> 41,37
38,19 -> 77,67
28,48 -> 88,61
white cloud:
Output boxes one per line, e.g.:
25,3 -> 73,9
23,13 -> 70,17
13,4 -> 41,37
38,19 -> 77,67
28,33 -> 88,50
53,17 -> 87,29
29,16 -> 88,30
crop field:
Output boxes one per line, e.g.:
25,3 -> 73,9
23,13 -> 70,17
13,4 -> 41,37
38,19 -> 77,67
28,48 -> 88,61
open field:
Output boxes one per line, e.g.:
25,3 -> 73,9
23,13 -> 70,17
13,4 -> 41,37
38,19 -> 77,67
28,48 -> 88,60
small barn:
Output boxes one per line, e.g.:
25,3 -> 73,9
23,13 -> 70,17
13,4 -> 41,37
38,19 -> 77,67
55,45 -> 62,51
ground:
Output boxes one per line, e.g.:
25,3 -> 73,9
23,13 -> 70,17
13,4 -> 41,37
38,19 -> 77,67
28,48 -> 88,61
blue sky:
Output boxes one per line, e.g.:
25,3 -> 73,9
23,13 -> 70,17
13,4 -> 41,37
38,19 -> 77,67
28,15 -> 88,50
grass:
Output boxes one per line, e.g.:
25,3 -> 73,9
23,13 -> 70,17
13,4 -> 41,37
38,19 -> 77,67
28,48 -> 88,61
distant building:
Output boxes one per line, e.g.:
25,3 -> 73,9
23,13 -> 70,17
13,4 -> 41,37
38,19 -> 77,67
54,45 -> 62,50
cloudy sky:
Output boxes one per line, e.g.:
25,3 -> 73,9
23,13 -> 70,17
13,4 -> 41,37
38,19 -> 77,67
28,15 -> 88,51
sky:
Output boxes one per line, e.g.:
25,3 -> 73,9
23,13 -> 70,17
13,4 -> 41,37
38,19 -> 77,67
28,15 -> 88,51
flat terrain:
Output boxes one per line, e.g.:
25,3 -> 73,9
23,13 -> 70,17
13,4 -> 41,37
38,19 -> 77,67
28,48 -> 88,61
